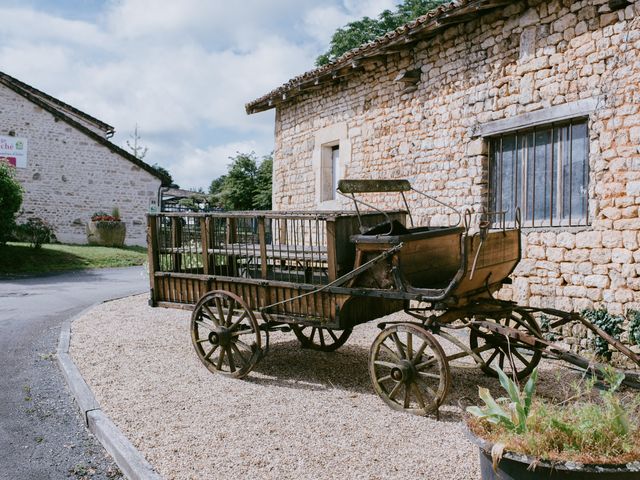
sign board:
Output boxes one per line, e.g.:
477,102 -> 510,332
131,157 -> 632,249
149,198 -> 158,214
0,135 -> 28,168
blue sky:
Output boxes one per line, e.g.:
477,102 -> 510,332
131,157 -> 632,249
0,0 -> 398,190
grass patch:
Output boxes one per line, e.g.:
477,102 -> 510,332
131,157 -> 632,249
0,242 -> 147,275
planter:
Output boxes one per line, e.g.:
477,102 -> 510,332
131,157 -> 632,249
86,220 -> 126,247
468,429 -> 640,480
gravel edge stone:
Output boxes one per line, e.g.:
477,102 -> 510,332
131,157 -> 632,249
57,302 -> 163,480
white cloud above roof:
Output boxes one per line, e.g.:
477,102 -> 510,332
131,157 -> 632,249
0,0 -> 400,189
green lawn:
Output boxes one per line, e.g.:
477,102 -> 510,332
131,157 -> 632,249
0,242 -> 148,276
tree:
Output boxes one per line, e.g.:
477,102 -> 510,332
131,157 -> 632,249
219,153 -> 259,211
316,0 -> 446,66
126,123 -> 149,160
0,162 -> 23,244
208,152 -> 272,211
253,154 -> 272,210
152,163 -> 178,188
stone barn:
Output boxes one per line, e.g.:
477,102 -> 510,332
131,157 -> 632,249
246,0 -> 640,348
0,71 -> 163,246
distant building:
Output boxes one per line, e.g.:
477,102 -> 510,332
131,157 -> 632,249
0,71 -> 162,246
247,0 -> 640,352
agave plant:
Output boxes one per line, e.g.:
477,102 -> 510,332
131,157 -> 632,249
467,367 -> 538,434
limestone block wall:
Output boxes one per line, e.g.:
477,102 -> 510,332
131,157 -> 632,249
0,84 -> 160,246
272,0 -> 640,354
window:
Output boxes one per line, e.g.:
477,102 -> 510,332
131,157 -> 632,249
488,119 -> 589,227
320,143 -> 340,201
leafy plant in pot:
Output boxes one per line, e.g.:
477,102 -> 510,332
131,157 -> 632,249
86,207 -> 126,247
466,367 -> 640,479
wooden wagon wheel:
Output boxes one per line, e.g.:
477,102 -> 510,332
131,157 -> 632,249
468,309 -> 542,380
191,290 -> 265,379
290,325 -> 352,352
369,323 -> 450,416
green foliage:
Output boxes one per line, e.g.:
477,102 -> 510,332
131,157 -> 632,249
14,218 -> 54,249
582,308 -> 624,360
467,367 -> 538,434
253,155 -> 273,210
0,162 -> 24,245
316,0 -> 447,66
111,207 -> 121,220
627,309 -> 640,346
469,368 -> 640,464
209,152 -> 272,211
152,163 -> 178,188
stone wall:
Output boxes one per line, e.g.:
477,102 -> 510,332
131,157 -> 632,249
272,0 -> 640,356
1,84 -> 161,246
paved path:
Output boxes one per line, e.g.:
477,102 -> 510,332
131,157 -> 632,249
0,267 -> 148,480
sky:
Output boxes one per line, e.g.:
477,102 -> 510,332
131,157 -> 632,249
0,0 -> 399,190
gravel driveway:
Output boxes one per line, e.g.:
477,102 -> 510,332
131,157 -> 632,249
69,295 -> 577,480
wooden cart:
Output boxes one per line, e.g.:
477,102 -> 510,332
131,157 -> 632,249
147,179 -> 640,416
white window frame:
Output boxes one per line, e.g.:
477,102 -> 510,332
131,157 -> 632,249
313,123 -> 351,208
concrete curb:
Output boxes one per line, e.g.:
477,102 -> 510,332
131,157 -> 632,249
57,301 -> 162,480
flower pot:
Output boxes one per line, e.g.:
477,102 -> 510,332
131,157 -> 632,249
86,220 -> 126,247
467,429 -> 640,480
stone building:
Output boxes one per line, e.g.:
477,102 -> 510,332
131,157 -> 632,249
0,71 -> 162,246
246,0 -> 640,344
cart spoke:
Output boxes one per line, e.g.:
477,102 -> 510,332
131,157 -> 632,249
411,341 -> 428,365
388,381 -> 403,400
215,297 -> 226,326
416,377 -> 438,400
484,349 -> 499,366
511,348 -> 530,365
415,357 -> 437,371
391,333 -> 406,359
406,333 -> 413,360
328,330 -> 338,342
412,383 -> 427,411
379,343 -> 402,364
319,330 -> 326,348
202,306 -> 220,327
227,347 -> 236,373
216,347 -> 226,370
377,375 -> 392,383
229,311 -> 248,331
226,299 -> 236,326
498,351 -> 505,369
230,343 -> 248,366
418,371 -> 441,381
374,360 -> 397,369
204,344 -> 218,361
403,386 -> 411,409
195,320 -> 215,332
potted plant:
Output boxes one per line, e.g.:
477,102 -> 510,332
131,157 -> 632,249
466,367 -> 640,479
86,207 -> 126,247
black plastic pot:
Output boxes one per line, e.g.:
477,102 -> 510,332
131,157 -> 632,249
468,429 -> 640,480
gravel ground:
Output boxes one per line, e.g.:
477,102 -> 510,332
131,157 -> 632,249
70,295 -> 579,480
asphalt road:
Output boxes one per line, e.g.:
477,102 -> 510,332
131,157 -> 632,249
0,267 -> 149,480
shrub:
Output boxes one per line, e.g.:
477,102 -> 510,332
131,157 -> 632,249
0,162 -> 23,244
91,210 -> 121,222
581,308 -> 624,360
15,218 -> 55,249
468,367 -> 640,464
626,309 -> 640,347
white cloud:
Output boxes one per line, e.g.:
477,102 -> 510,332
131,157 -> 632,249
0,0 -> 401,190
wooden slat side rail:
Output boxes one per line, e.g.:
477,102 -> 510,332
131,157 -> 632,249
258,216 -> 268,279
170,217 -> 182,272
326,219 -> 337,282
200,217 -> 210,275
147,215 -> 160,305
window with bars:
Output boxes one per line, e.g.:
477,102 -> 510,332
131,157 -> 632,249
488,119 -> 589,227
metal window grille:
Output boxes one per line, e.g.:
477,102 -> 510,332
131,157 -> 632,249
488,118 -> 589,227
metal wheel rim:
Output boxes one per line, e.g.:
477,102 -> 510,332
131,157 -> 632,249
190,290 -> 263,379
369,323 -> 450,416
469,309 -> 542,380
